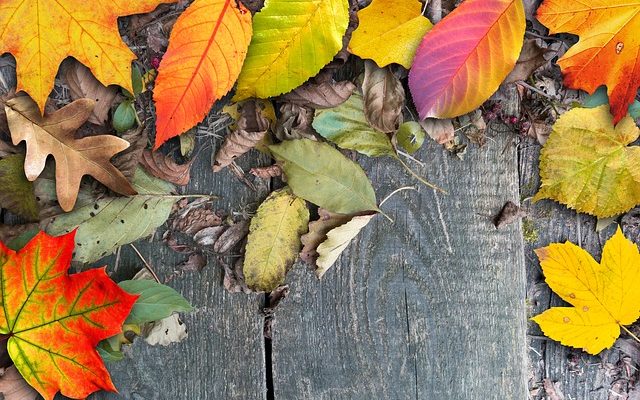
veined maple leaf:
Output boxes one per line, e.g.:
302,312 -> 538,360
0,0 -> 172,113
0,230 -> 138,399
532,227 -> 640,355
537,0 -> 640,124
4,96 -> 136,212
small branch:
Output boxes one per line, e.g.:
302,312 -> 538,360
130,244 -> 161,283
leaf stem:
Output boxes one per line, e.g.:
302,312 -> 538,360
395,156 -> 447,194
621,325 -> 640,345
130,244 -> 161,283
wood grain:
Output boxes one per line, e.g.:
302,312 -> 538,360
270,127 -> 527,399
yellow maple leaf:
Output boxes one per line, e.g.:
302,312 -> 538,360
532,227 -> 640,355
534,105 -> 640,218
0,0 -> 170,112
348,0 -> 432,68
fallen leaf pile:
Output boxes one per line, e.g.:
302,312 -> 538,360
2,0 -> 640,395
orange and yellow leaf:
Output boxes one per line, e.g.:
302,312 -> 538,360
408,0 -> 525,119
532,227 -> 640,355
0,231 -> 137,399
153,0 -> 252,148
0,0 -> 171,113
537,0 -> 640,124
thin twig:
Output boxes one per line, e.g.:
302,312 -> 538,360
380,186 -> 418,207
130,244 -> 161,283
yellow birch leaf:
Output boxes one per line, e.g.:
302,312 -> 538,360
243,188 -> 309,292
534,105 -> 640,217
348,0 -> 433,68
532,227 -> 640,355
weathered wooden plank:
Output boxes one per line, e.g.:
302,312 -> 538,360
271,128 -> 527,399
85,143 -> 269,400
519,137 -> 627,400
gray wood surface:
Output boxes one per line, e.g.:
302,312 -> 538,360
270,128 -> 528,399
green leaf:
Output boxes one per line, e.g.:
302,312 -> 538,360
0,154 -> 39,219
39,168 -> 177,263
234,0 -> 350,100
97,341 -> 124,363
131,65 -> 143,97
269,139 -> 379,214
244,189 -> 309,292
396,121 -> 426,154
113,100 -> 137,133
118,279 -> 192,324
312,92 -> 396,157
5,226 -> 39,251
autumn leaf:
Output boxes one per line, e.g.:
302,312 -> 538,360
140,150 -> 192,186
534,105 -> 640,218
536,0 -> 640,124
234,0 -> 350,100
62,60 -> 119,126
5,96 -> 136,212
243,189 -> 309,292
409,0 -> 525,119
269,139 -> 380,214
153,0 -> 252,147
532,227 -> 640,355
38,168 -> 177,264
348,0 -> 432,68
396,121 -> 426,154
0,230 -> 137,399
300,208 -> 351,266
0,154 -> 38,220
362,60 -> 405,133
279,80 -> 356,109
0,0 -> 170,113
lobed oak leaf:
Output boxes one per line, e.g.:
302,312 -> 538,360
348,0 -> 433,68
532,227 -> 640,355
409,0 -> 525,119
534,105 -> 640,218
0,230 -> 138,399
537,0 -> 640,124
0,0 -> 172,113
4,96 -> 136,212
153,0 -> 253,147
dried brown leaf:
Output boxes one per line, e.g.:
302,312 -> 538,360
492,201 -> 525,228
213,100 -> 269,172
171,199 -> 222,235
5,96 -> 136,211
280,80 -> 356,109
419,118 -> 455,144
111,126 -> 148,180
140,150 -> 191,186
62,60 -> 119,125
250,164 -> 282,180
300,208 -> 352,267
504,39 -> 550,85
274,103 -> 316,141
213,220 -> 249,253
0,366 -> 38,400
362,60 -> 405,133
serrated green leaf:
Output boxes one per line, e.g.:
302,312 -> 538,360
119,280 -> 192,325
234,0 -> 350,100
244,189 -> 309,292
0,154 -> 39,219
269,139 -> 379,214
113,100 -> 137,133
39,168 -> 177,263
312,92 -> 395,157
396,121 -> 426,154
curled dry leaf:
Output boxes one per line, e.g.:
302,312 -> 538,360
243,189 -> 309,292
503,39 -> 550,85
362,60 -> 405,133
213,100 -> 269,172
419,118 -> 455,144
62,60 -> 118,125
171,199 -> 222,235
275,103 -> 316,141
140,150 -> 192,186
213,220 -> 249,253
111,126 -> 148,180
279,80 -> 356,109
300,208 -> 352,266
5,96 -> 136,212
0,366 -> 38,400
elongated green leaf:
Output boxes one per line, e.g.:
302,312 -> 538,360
39,168 -> 177,263
312,92 -> 395,157
269,139 -> 379,214
119,280 -> 192,324
234,0 -> 350,100
244,189 -> 309,292
0,154 -> 38,219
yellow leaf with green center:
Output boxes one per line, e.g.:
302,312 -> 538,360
534,105 -> 640,217
243,189 -> 309,292
532,227 -> 640,355
234,0 -> 350,101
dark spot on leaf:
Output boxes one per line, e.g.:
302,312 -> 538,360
120,220 -> 125,223
143,204 -> 148,210
90,212 -> 95,217
94,204 -> 99,210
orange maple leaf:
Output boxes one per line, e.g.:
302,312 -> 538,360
153,0 -> 252,148
0,0 -> 172,113
0,231 -> 137,400
537,0 -> 640,123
